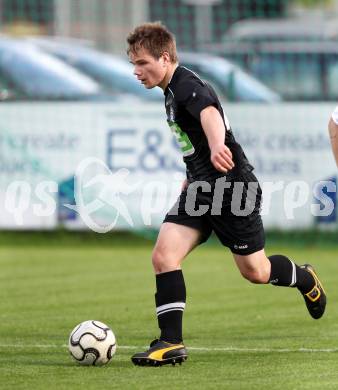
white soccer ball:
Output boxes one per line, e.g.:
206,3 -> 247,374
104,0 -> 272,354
68,320 -> 116,366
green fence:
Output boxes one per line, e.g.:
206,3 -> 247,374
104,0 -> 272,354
150,0 -> 288,49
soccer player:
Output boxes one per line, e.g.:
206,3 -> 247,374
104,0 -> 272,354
127,22 -> 326,367
328,106 -> 338,166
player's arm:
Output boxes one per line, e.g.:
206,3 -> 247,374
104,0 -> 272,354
328,107 -> 338,167
200,106 -> 234,173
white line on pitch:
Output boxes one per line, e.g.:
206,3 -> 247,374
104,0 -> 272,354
0,344 -> 337,353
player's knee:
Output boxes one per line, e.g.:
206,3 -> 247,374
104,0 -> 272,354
240,267 -> 269,284
152,247 -> 175,273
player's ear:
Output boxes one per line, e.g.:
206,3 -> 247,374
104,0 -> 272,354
160,51 -> 170,66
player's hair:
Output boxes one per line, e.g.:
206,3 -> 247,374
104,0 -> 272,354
127,22 -> 178,63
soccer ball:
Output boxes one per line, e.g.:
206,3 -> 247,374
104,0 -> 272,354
68,320 -> 116,366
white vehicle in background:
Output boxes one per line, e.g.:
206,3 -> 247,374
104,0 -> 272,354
26,37 -> 164,101
0,38 -> 116,101
27,37 -> 281,102
178,51 -> 281,102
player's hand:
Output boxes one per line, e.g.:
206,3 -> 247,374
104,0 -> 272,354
210,144 -> 234,173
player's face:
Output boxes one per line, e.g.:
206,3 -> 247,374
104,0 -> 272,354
130,48 -> 169,90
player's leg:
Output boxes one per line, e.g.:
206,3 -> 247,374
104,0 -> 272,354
211,170 -> 326,319
152,222 -> 202,344
131,222 -> 204,366
233,249 -> 326,319
232,248 -> 270,284
152,221 -> 201,274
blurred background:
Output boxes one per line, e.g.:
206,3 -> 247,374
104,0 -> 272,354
0,0 -> 337,236
1,0 -> 338,101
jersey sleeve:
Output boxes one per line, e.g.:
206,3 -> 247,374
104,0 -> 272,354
177,80 -> 218,121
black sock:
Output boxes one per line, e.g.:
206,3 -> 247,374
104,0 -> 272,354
268,254 -> 315,293
155,270 -> 186,344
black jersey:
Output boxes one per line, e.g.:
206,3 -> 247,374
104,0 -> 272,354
164,66 -> 253,181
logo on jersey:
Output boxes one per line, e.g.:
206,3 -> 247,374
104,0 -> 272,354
169,121 -> 195,157
165,92 -> 194,157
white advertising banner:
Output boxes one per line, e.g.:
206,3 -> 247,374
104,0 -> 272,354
0,102 -> 336,231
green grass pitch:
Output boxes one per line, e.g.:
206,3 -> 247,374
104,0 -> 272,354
1,233 -> 338,389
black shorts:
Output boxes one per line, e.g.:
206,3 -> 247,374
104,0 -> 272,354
163,170 -> 265,255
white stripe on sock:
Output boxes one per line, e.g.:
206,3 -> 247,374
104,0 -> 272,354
289,260 -> 297,287
157,307 -> 185,316
156,302 -> 185,315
